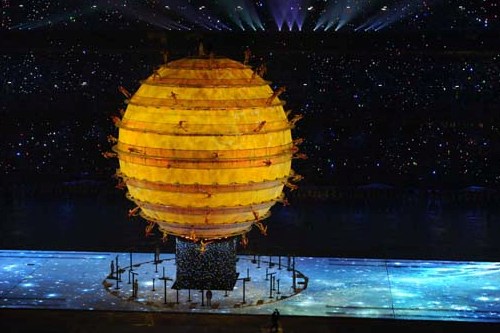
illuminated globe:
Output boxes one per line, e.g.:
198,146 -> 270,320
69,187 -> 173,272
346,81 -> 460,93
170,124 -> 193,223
113,55 -> 298,244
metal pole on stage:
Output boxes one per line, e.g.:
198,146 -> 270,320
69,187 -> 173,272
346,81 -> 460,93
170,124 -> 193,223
130,271 -> 138,297
163,278 -> 167,304
129,251 -> 133,271
242,279 -> 247,304
268,272 -> 276,298
115,269 -> 120,290
159,268 -> 172,305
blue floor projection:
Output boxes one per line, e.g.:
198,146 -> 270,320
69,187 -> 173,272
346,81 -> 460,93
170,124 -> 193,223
1,250 -> 500,323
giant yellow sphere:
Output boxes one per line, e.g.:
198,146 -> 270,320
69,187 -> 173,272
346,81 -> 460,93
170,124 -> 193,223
114,55 -> 295,242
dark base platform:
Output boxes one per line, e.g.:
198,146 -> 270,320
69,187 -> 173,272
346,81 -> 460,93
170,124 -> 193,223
173,237 -> 238,291
2,309 -> 500,333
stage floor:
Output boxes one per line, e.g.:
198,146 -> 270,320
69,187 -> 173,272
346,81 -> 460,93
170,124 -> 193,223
1,249 -> 500,326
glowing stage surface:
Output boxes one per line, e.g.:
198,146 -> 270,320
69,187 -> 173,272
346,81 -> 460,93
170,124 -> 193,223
1,250 -> 500,324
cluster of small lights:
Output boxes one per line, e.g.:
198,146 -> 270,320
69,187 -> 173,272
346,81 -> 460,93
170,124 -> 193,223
1,1 -> 498,32
266,45 -> 500,187
1,0 -> 12,28
0,44 -> 160,177
0,118 -> 111,176
455,1 -> 498,29
1,33 -> 499,189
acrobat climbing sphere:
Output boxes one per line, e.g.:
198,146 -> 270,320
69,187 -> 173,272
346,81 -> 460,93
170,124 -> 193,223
112,54 -> 303,243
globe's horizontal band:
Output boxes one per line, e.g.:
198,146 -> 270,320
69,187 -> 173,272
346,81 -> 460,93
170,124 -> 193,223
128,192 -> 277,216
116,119 -> 293,136
152,217 -> 259,241
142,77 -> 271,88
164,59 -> 247,70
158,224 -> 253,241
117,172 -> 288,193
114,148 -> 292,169
146,213 -> 267,228
114,142 -> 295,160
125,104 -> 289,114
127,96 -> 285,108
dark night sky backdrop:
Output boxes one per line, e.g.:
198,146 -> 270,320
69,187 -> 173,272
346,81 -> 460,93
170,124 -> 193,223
1,0 -> 499,189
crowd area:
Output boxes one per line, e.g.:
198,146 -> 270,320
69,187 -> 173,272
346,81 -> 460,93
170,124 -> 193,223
1,32 -> 500,195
